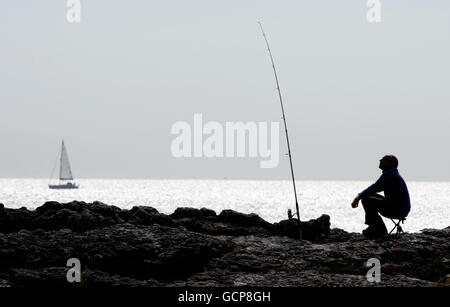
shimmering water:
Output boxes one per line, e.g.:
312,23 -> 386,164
0,179 -> 448,233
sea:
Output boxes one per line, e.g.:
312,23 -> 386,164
0,179 -> 448,233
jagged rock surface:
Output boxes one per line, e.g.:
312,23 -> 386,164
0,201 -> 448,287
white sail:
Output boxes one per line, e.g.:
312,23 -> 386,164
59,141 -> 74,181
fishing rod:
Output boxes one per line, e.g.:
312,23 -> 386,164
258,22 -> 302,239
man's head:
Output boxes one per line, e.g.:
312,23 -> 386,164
379,155 -> 398,170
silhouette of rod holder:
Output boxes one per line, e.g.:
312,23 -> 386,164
287,209 -> 298,220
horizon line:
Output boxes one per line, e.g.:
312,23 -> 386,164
0,177 -> 449,183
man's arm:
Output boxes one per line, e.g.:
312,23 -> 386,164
351,194 -> 361,208
351,175 -> 385,208
359,175 -> 385,199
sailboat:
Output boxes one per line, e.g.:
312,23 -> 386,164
49,140 -> 79,189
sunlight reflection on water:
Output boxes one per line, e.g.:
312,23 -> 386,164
0,179 -> 448,233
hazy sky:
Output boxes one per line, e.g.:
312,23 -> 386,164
1,1 -> 449,181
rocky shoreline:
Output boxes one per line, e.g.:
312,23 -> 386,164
0,201 -> 449,287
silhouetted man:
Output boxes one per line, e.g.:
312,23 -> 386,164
351,155 -> 410,238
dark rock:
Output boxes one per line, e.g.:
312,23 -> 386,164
130,206 -> 159,215
302,214 -> 331,240
0,201 -> 448,287
175,218 -> 269,237
274,215 -> 331,240
129,206 -> 174,227
36,201 -> 85,214
171,207 -> 217,220
36,201 -> 62,213
0,224 -> 234,284
171,207 -> 202,219
315,228 -> 357,244
6,267 -> 69,287
274,219 -> 302,239
32,207 -> 115,232
200,208 -> 217,218
218,209 -> 274,231
90,201 -> 122,218
0,207 -> 38,232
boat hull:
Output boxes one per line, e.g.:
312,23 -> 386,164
49,183 -> 79,189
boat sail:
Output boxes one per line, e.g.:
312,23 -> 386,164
49,140 -> 79,189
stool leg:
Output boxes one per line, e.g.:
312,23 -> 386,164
389,226 -> 396,235
389,219 -> 404,236
389,219 -> 397,235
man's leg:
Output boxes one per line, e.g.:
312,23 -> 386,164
360,194 -> 388,236
361,194 -> 384,225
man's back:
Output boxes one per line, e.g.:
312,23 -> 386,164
360,169 -> 410,217
382,169 -> 410,216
